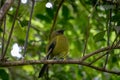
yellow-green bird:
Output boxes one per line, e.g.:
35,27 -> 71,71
38,30 -> 69,78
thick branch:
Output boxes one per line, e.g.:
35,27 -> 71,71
0,60 -> 120,75
0,45 -> 119,75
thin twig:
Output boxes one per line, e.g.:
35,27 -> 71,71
115,40 -> 120,47
0,60 -> 120,75
2,0 -> 21,60
83,0 -> 99,56
1,16 -> 6,57
23,0 -> 35,57
49,0 -> 65,39
104,6 -> 112,69
88,53 -> 107,65
111,34 -> 119,47
83,17 -> 90,56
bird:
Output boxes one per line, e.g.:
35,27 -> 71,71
38,30 -> 69,78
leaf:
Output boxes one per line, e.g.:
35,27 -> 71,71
111,13 -> 120,22
46,8 -> 54,19
35,14 -> 51,23
20,19 -> 28,27
0,69 -> 9,80
62,5 -> 69,19
112,55 -> 117,63
0,27 -> 3,32
93,31 -> 105,42
22,65 -> 34,73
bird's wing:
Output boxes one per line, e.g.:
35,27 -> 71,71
38,40 -> 56,78
46,39 -> 56,59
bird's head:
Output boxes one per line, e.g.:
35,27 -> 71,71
56,29 -> 64,34
50,29 -> 64,39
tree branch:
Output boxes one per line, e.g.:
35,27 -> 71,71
104,4 -> 112,69
1,17 -> 6,57
23,0 -> 35,57
0,59 -> 120,75
80,45 -> 120,61
0,0 -> 14,21
49,0 -> 65,39
2,0 -> 21,60
0,46 -> 120,75
83,0 -> 99,56
88,53 -> 107,65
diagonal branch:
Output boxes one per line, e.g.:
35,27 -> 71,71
87,39 -> 120,65
23,0 -> 35,57
80,45 -> 120,61
1,0 -> 21,60
83,0 -> 99,56
0,0 -> 14,21
104,5 -> 112,69
49,0 -> 65,39
88,53 -> 107,65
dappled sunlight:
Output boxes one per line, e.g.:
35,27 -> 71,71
46,2 -> 53,8
11,43 -> 22,59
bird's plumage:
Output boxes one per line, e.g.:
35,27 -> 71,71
38,30 -> 69,78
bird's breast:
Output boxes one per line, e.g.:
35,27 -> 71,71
52,35 -> 69,58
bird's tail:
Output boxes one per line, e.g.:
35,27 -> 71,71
38,64 -> 48,78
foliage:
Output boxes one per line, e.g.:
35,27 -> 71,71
0,0 -> 120,80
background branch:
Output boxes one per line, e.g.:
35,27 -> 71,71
88,53 -> 107,65
1,0 -> 21,60
83,0 -> 99,56
23,0 -> 35,57
104,5 -> 112,69
0,0 -> 14,21
1,17 -> 6,58
49,0 -> 65,38
87,39 -> 120,65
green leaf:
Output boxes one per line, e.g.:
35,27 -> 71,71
62,5 -> 69,19
93,31 -> 105,42
0,27 -> 3,32
20,19 -> 28,27
46,8 -> 54,19
111,55 -> 117,63
22,65 -> 34,73
0,69 -> 9,80
111,13 -> 120,22
35,14 -> 51,23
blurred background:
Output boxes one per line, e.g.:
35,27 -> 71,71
0,0 -> 120,80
